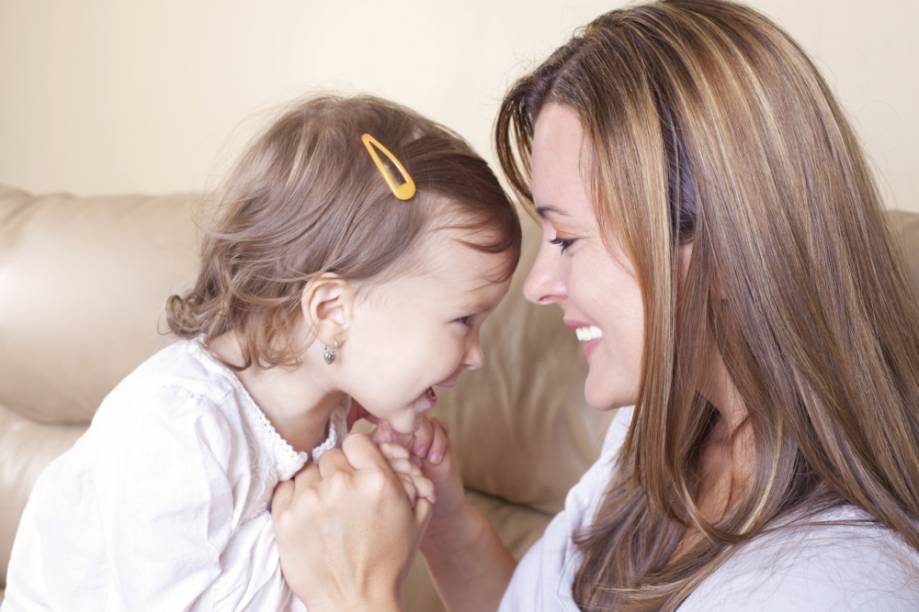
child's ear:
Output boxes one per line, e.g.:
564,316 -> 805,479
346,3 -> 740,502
300,274 -> 354,345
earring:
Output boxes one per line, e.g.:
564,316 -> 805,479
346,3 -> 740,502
322,345 -> 336,365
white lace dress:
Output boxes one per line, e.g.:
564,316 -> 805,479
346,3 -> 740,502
3,338 -> 347,612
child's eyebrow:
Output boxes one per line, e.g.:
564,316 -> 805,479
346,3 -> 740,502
463,297 -> 500,314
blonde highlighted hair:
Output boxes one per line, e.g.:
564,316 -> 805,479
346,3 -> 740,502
497,0 -> 919,609
168,95 -> 521,369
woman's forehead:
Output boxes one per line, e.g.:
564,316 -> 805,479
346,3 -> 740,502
531,104 -> 592,220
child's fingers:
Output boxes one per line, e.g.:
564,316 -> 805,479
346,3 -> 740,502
412,474 -> 436,505
414,497 -> 432,531
386,457 -> 422,478
371,421 -> 394,446
411,417 -> 435,460
398,474 -> 417,503
379,442 -> 410,461
427,417 -> 450,465
373,420 -> 414,451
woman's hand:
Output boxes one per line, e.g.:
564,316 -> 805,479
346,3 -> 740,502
271,433 -> 431,612
374,417 -> 467,533
378,442 -> 436,508
375,417 -> 518,612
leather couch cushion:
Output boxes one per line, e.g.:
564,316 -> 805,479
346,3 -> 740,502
0,185 -> 201,424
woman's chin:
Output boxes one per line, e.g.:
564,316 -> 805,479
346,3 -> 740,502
584,393 -> 615,411
584,379 -> 633,411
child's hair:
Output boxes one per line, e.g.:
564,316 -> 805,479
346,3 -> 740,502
167,95 -> 522,370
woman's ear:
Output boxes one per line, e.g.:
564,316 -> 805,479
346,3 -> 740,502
677,241 -> 694,284
300,274 -> 354,346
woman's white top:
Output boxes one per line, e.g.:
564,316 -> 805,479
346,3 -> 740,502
3,338 -> 348,612
499,406 -> 919,611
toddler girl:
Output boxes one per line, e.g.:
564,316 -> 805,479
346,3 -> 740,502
3,95 -> 521,611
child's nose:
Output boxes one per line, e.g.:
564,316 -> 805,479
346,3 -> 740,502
463,337 -> 484,371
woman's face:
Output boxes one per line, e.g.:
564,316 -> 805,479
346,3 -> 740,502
524,103 -> 645,410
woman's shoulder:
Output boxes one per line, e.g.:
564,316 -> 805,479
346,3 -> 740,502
682,505 -> 919,611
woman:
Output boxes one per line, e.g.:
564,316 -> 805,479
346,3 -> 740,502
271,1 -> 919,610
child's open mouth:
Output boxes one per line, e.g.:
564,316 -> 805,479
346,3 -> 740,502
415,386 -> 438,411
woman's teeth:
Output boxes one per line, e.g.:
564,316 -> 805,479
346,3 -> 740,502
575,325 -> 603,342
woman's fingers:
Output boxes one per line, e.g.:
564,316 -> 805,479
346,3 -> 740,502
272,478 -> 295,515
271,433 -> 425,608
316,448 -> 352,480
379,442 -> 410,461
341,433 -> 393,473
427,417 -> 449,465
411,417 -> 435,460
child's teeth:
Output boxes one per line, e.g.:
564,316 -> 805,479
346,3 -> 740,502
575,325 -> 603,342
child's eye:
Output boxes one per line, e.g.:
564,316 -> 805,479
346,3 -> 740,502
549,235 -> 576,253
454,315 -> 473,327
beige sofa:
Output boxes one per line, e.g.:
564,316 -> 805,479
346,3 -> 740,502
1,184 -> 917,610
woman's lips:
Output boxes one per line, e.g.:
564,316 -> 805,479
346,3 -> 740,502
564,319 -> 603,361
582,339 -> 601,360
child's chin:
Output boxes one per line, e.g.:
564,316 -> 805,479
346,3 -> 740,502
389,413 -> 420,435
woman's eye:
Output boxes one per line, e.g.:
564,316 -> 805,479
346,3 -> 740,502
549,235 -> 576,253
454,315 -> 473,327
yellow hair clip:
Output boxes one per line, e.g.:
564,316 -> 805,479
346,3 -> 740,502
361,133 -> 416,201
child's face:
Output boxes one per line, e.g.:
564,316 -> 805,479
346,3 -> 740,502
340,230 -> 513,433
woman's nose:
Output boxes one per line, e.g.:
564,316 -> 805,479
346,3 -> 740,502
523,249 -> 566,305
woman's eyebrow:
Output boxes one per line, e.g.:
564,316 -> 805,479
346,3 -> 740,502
535,205 -> 570,219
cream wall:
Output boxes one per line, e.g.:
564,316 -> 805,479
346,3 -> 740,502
1,0 -> 916,211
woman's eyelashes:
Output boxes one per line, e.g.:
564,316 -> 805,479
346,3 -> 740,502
549,235 -> 577,254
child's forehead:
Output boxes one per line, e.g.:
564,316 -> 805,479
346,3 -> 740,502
417,236 -> 513,286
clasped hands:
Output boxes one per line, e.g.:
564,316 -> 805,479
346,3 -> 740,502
271,407 -> 462,611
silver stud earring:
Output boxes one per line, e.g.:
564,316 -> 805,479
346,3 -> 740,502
322,345 -> 337,365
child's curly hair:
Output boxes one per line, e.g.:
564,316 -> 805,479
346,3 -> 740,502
166,95 -> 521,370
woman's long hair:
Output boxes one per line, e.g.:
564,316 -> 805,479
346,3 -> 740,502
496,1 -> 919,609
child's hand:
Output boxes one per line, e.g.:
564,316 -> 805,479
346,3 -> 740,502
373,417 -> 465,528
377,442 -> 436,508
